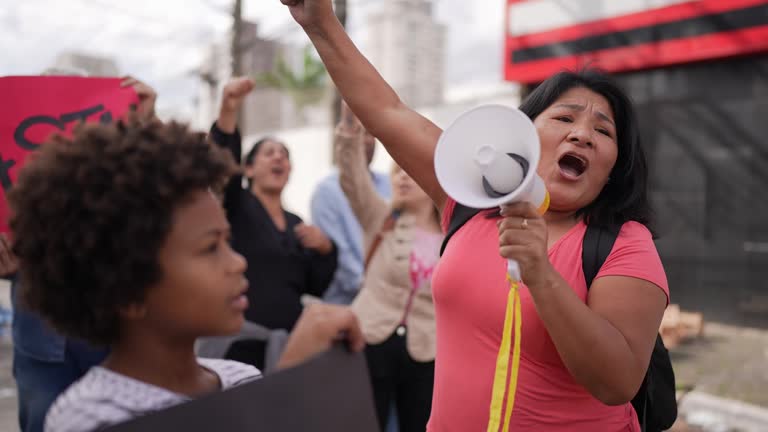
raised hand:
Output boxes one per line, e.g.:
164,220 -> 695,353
0,233 -> 18,277
221,77 -> 255,114
280,0 -> 336,31
120,76 -> 157,123
217,77 -> 255,133
335,101 -> 363,138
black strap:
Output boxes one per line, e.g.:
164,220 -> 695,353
582,223 -> 654,431
581,223 -> 621,289
439,203 -> 482,256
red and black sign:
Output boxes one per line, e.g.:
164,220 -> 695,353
0,76 -> 137,232
505,0 -> 768,83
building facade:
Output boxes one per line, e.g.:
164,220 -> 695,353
366,0 -> 446,108
505,0 -> 768,327
51,52 -> 119,77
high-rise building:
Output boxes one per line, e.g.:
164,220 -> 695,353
51,52 -> 119,77
366,0 -> 446,108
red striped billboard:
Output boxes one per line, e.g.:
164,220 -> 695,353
504,0 -> 768,83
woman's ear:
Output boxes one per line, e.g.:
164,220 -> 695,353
243,163 -> 256,180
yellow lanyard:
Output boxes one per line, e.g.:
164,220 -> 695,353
487,191 -> 549,431
487,275 -> 523,432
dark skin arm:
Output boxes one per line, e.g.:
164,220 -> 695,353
498,203 -> 667,404
281,0 -> 447,211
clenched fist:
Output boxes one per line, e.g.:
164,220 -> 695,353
280,0 -> 336,31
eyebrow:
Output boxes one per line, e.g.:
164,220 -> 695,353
198,228 -> 230,240
555,103 -> 615,126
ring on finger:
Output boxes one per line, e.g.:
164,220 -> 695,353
521,218 -> 528,229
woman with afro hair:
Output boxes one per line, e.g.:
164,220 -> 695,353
9,117 -> 364,432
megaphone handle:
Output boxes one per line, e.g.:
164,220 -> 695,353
507,259 -> 521,281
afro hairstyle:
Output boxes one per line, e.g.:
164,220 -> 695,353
9,119 -> 238,346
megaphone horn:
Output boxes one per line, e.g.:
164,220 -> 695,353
479,151 -> 529,198
434,104 -> 550,280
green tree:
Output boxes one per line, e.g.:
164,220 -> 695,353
256,46 -> 328,110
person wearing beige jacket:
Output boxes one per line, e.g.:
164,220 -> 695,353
335,102 -> 442,432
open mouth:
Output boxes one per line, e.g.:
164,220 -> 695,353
231,282 -> 249,310
270,166 -> 285,175
558,153 -> 588,178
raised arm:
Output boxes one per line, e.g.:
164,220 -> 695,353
208,78 -> 255,210
335,102 -> 389,234
281,0 -> 447,210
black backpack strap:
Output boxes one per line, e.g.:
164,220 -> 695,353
582,223 -> 678,431
582,223 -> 621,290
439,202 -> 482,256
582,223 -> 643,425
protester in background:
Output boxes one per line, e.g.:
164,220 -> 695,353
9,117 -> 364,432
335,102 -> 440,432
282,2 -> 669,431
308,94 -> 394,432
208,78 -> 337,368
310,122 -> 390,306
0,234 -> 18,336
9,74 -> 156,432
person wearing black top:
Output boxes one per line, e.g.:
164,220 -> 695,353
208,77 -> 337,338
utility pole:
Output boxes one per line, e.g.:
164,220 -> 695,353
231,0 -> 245,128
231,0 -> 243,77
334,0 -> 348,27
331,0 -> 348,162
331,0 -> 348,127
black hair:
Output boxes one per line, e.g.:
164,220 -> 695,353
243,137 -> 290,188
519,69 -> 654,233
9,119 -> 237,346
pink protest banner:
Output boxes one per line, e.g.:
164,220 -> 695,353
0,76 -> 138,233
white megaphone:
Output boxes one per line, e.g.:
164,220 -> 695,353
434,104 -> 549,281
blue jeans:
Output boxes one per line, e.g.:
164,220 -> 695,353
386,402 -> 399,432
11,277 -> 107,432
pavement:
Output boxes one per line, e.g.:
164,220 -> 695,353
671,322 -> 768,408
667,321 -> 768,432
673,391 -> 768,432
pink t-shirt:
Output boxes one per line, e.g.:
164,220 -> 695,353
427,199 -> 669,432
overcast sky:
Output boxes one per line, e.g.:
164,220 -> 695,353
1,0 -> 508,119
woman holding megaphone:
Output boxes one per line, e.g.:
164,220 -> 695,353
280,1 -> 669,431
